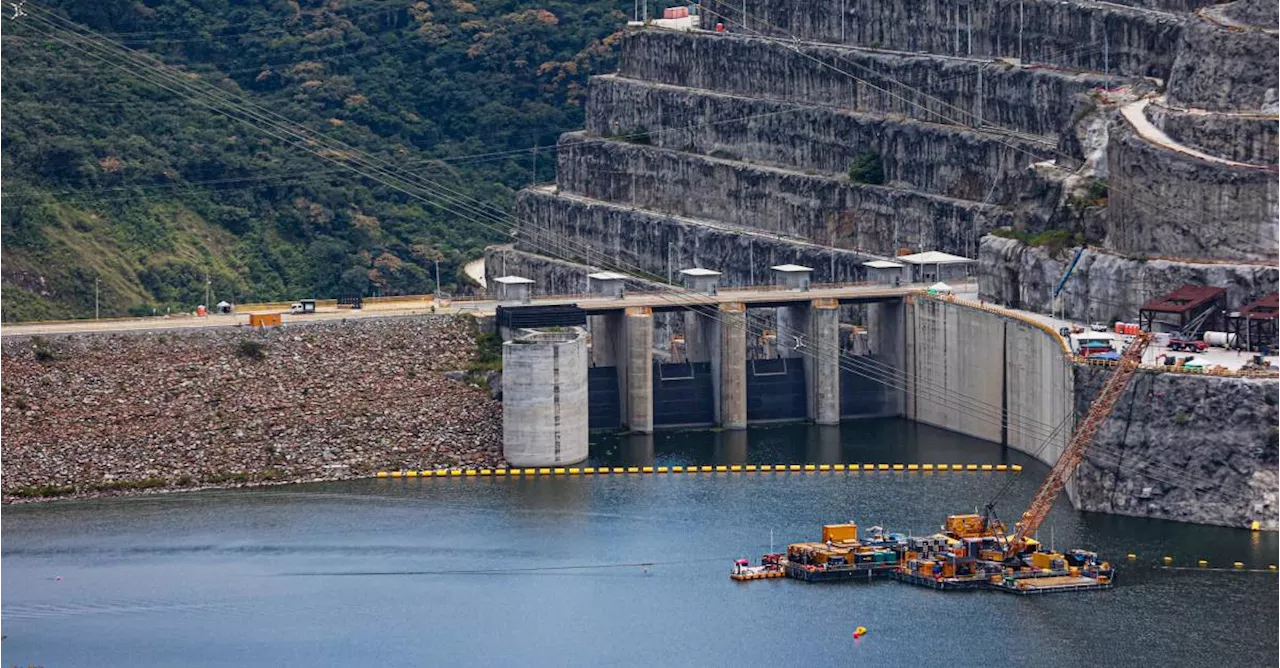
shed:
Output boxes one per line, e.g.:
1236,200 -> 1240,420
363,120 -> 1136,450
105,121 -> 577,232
493,276 -> 535,304
896,251 -> 974,283
770,264 -> 813,291
863,260 -> 905,285
679,267 -> 722,295
1137,285 -> 1226,333
588,272 -> 628,298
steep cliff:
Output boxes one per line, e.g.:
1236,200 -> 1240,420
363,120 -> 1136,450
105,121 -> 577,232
977,236 -> 1280,322
514,188 -> 883,286
616,29 -> 1127,140
1147,103 -> 1279,166
586,75 -> 1054,203
731,0 -> 1183,78
1165,13 -> 1279,113
1071,366 -> 1279,529
556,132 -> 1009,257
1105,120 -> 1279,263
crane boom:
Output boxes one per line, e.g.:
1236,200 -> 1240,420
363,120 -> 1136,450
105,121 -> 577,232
1010,332 -> 1152,549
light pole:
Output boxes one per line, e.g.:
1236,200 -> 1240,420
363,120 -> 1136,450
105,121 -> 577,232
95,277 -> 100,320
434,259 -> 442,297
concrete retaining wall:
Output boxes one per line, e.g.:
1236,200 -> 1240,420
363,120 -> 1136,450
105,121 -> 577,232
904,295 -> 1068,455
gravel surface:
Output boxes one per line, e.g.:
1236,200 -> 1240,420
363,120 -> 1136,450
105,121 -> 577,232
1,316 -> 503,502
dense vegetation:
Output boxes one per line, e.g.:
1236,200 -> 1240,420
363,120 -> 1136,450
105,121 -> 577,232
1,0 -> 633,320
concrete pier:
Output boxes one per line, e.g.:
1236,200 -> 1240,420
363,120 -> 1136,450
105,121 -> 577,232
624,306 -> 654,433
807,298 -> 841,425
867,300 -> 906,415
502,329 -> 589,466
683,309 -> 713,363
776,304 -> 808,358
718,302 -> 748,429
588,313 -> 623,367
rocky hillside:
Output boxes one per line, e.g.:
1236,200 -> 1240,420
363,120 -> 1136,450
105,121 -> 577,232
1,316 -> 502,501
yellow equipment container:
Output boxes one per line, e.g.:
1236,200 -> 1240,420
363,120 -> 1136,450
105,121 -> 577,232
250,312 -> 283,328
1031,551 -> 1064,570
945,514 -> 988,538
822,524 -> 859,543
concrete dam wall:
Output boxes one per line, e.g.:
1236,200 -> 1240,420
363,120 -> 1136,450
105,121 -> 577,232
904,295 -> 1073,466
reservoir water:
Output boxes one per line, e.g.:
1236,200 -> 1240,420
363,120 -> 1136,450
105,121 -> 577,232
3,419 -> 1277,667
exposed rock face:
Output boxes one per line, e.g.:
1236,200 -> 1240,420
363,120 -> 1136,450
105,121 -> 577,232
735,0 -> 1184,78
483,243 -> 667,296
1,318 -> 503,501
556,132 -> 1008,257
1147,102 -> 1279,166
1220,0 -> 1279,28
1166,13 -> 1280,112
978,236 -> 1280,322
616,30 -> 1126,140
586,74 -> 1054,203
514,188 -> 884,287
1071,366 -> 1279,529
1105,121 -> 1279,263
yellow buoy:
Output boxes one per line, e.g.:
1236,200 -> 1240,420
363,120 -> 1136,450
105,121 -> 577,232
1233,562 -> 1244,569
1198,559 -> 1208,568
1127,553 -> 1136,561
1250,520 -> 1261,531
1163,556 -> 1173,565
853,626 -> 868,639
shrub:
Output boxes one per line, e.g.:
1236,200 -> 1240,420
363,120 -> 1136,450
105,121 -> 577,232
236,339 -> 266,361
848,151 -> 885,185
31,336 -> 56,363
1085,180 -> 1109,202
10,484 -> 77,498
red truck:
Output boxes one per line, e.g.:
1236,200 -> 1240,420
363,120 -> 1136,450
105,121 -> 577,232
1167,337 -> 1207,352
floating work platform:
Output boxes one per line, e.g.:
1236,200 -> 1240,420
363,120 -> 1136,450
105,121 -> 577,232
759,519 -> 1116,596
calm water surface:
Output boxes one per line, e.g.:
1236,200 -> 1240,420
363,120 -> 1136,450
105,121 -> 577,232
4,420 -> 1277,667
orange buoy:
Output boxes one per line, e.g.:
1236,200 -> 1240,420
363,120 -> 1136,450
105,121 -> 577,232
852,626 -> 868,639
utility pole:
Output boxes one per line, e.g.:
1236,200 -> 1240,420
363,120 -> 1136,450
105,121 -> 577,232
434,258 -> 443,297
532,142 -> 538,184
95,277 -> 100,320
205,274 -> 211,313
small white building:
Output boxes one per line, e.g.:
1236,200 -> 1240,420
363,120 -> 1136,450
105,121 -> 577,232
862,260 -> 906,285
587,272 -> 629,298
679,267 -> 722,295
770,264 -> 814,291
493,276 -> 535,304
896,251 -> 974,284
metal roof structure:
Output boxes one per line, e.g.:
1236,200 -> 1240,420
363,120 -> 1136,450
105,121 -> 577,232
862,260 -> 905,269
678,267 -> 722,277
770,264 -> 813,273
587,272 -> 629,281
1138,285 -> 1226,314
1239,293 -> 1278,320
493,276 -> 535,285
895,251 -> 974,265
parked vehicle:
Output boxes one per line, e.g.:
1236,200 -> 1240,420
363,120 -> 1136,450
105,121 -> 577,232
1167,337 -> 1207,352
1090,322 -> 1107,332
289,299 -> 317,315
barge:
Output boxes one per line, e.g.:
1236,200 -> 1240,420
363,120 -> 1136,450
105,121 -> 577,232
735,518 -> 1113,595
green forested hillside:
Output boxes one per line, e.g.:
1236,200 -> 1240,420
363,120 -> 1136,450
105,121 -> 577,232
1,0 -> 629,320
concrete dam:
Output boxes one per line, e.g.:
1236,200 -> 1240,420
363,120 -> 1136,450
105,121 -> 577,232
488,0 -> 1278,530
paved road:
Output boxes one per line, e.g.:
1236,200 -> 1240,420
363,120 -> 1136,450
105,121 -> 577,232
1120,98 -> 1276,170
1,282 -> 933,337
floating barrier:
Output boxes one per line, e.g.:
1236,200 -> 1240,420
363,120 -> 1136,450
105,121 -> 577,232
376,463 -> 1023,478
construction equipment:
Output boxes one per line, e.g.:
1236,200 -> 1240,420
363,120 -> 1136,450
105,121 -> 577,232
1000,331 -> 1152,557
1167,307 -> 1218,352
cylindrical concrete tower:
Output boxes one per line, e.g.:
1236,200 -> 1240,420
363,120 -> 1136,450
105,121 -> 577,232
502,328 -> 589,466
